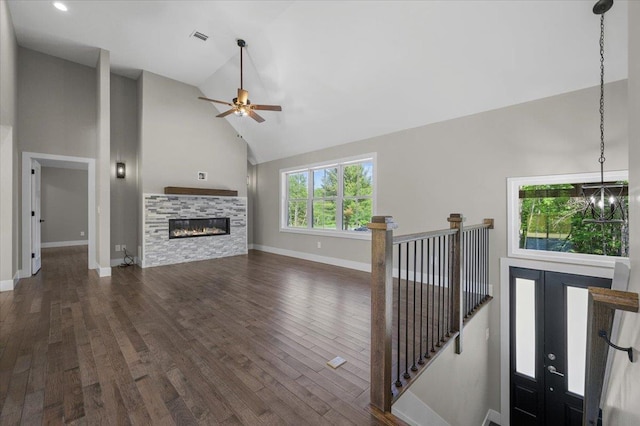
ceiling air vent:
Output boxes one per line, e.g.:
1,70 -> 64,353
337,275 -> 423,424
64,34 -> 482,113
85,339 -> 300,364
190,31 -> 209,42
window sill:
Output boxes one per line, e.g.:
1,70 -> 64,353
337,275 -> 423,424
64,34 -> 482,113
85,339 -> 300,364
508,248 -> 629,269
280,227 -> 372,240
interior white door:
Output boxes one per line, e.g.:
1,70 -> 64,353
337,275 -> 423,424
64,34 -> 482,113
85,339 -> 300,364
31,160 -> 42,274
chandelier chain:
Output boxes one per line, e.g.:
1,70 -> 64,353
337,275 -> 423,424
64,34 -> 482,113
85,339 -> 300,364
599,14 -> 605,172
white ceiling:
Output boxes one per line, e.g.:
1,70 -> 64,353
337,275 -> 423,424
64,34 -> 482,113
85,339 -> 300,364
7,1 -> 629,164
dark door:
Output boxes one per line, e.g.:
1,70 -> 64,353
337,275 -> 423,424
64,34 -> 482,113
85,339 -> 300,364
510,268 -> 610,425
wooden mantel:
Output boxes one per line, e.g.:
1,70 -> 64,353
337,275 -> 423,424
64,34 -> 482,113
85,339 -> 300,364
164,187 -> 238,197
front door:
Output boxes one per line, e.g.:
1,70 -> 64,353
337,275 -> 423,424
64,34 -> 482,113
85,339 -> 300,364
510,268 -> 610,425
31,160 -> 42,274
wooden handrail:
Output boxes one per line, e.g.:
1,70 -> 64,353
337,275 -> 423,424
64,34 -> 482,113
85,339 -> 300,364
583,287 -> 639,426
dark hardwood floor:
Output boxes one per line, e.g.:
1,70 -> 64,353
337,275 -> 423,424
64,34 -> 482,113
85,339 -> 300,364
0,246 -> 390,425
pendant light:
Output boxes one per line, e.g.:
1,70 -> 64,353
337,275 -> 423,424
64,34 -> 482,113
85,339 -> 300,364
582,0 -> 627,226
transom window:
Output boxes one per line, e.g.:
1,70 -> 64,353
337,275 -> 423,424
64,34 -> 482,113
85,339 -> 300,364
281,155 -> 375,237
508,171 -> 629,267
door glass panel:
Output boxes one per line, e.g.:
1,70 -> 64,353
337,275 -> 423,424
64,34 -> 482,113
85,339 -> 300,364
567,286 -> 588,396
515,277 -> 536,378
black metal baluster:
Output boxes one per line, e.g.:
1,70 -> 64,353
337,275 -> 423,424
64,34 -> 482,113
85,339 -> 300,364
436,236 -> 442,345
442,236 -> 447,343
404,242 -> 410,380
431,237 -> 436,353
472,229 -> 476,310
395,244 -> 402,387
475,228 -> 480,309
481,228 -> 485,301
465,231 -> 473,317
428,238 -> 433,356
448,234 -> 453,336
418,239 -> 425,365
484,227 -> 489,300
411,241 -> 418,371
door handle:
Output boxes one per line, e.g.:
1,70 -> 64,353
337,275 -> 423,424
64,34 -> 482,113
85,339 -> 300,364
40,219 -> 45,223
547,365 -> 565,377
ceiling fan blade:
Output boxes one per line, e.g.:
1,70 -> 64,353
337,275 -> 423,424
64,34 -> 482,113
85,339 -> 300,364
199,96 -> 233,106
237,89 -> 249,105
248,110 -> 265,123
252,104 -> 282,111
216,108 -> 236,118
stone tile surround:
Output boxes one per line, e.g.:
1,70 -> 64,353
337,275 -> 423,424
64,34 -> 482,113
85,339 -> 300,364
143,194 -> 247,268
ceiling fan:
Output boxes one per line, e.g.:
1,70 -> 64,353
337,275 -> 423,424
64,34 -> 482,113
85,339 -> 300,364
198,39 -> 282,123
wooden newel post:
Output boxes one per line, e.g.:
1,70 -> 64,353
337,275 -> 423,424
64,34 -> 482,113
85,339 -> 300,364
447,213 -> 463,354
583,288 -> 639,426
368,216 -> 397,412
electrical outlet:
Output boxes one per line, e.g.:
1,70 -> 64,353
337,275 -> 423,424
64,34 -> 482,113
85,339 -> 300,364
115,245 -> 121,252
121,245 -> 126,251
80,231 -> 85,236
317,241 -> 321,249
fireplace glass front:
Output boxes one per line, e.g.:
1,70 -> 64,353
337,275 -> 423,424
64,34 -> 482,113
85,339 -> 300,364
169,218 -> 230,239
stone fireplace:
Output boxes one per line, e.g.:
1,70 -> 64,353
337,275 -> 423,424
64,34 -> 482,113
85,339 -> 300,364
142,194 -> 247,267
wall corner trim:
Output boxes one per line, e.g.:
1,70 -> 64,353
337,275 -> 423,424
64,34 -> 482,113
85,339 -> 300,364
482,409 -> 501,426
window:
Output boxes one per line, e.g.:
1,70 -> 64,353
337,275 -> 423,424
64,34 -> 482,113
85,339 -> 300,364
281,155 -> 375,237
508,171 -> 629,267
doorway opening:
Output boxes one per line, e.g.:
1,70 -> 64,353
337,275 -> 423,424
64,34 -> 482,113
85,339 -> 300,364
21,152 -> 96,277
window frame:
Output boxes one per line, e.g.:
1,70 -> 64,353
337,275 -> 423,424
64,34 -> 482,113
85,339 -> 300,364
280,153 -> 377,240
507,170 -> 630,268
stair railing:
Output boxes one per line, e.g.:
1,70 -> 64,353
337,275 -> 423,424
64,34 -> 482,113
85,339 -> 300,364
368,213 -> 493,412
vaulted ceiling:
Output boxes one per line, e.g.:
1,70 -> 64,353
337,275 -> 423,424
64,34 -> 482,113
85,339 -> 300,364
7,1 -> 629,164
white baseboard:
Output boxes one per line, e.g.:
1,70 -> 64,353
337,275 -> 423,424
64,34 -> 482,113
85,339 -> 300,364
0,279 -> 14,292
97,266 -> 111,277
482,409 -> 501,426
0,271 -> 20,292
392,390 -> 450,426
41,240 -> 88,248
251,244 -> 370,272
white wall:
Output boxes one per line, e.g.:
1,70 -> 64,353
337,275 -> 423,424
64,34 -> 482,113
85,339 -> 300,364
394,306 -> 492,426
254,81 -> 629,420
138,71 -> 247,196
603,3 -> 640,424
40,167 -> 88,244
96,49 -> 111,275
110,74 -> 138,261
0,0 -> 18,287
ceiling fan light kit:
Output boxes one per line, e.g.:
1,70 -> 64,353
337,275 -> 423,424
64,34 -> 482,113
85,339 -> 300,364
198,38 -> 282,123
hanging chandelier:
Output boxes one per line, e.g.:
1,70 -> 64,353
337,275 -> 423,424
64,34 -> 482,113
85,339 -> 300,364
582,0 -> 627,225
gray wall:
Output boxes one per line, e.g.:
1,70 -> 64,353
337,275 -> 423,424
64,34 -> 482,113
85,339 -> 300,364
603,3 -> 640,423
110,74 -> 139,261
0,0 -> 18,284
16,48 -> 98,272
138,71 -> 247,196
40,167 -> 88,244
18,48 -> 97,158
254,81 -> 629,421
138,70 -> 248,263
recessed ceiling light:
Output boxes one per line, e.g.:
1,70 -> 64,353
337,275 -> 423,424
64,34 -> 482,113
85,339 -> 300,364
53,2 -> 68,12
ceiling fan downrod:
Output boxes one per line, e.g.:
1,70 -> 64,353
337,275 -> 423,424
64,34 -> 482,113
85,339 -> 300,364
237,39 -> 246,90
